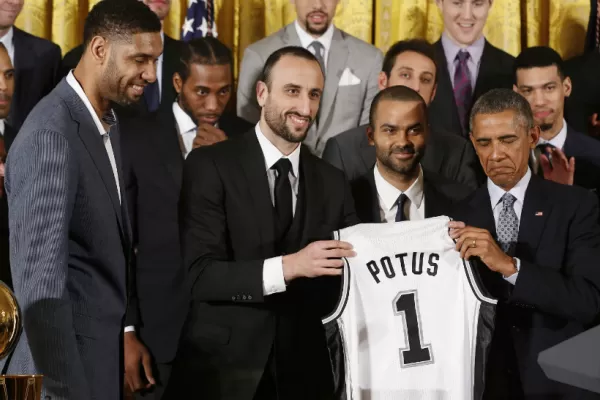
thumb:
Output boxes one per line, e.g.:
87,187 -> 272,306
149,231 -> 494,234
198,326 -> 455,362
592,113 -> 599,125
141,352 -> 156,385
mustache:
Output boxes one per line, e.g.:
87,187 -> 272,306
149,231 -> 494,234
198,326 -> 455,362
286,111 -> 312,123
389,145 -> 416,155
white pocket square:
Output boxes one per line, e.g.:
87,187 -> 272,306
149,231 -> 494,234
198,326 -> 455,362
338,68 -> 361,86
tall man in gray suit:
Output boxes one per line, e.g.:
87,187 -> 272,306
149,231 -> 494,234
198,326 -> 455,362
3,2 -> 163,399
237,0 -> 383,156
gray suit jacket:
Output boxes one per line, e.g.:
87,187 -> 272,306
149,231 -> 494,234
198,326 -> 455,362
4,79 -> 132,400
236,23 -> 383,156
322,124 -> 482,189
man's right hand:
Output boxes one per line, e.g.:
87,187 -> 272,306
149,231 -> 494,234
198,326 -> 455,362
540,146 -> 575,186
124,332 -> 155,393
282,240 -> 355,282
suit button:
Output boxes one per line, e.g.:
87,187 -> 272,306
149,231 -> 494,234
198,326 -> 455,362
243,295 -> 247,300
248,295 -> 253,300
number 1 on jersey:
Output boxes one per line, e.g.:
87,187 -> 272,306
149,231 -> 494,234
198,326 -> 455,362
393,291 -> 433,368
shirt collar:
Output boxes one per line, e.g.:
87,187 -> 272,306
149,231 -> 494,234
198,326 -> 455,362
373,164 -> 424,211
172,101 -> 196,134
441,32 -> 485,66
538,119 -> 567,149
0,119 -> 5,136
255,123 -> 301,178
487,168 -> 531,210
66,71 -> 116,136
0,27 -> 13,49
294,20 -> 335,55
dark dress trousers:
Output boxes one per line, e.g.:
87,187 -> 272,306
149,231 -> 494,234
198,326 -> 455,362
452,175 -> 600,399
164,131 -> 359,400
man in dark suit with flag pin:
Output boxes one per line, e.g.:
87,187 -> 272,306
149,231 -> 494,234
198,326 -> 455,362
451,89 -> 600,399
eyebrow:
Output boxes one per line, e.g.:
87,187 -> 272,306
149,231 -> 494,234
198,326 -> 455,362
518,80 -> 557,89
475,134 -> 518,141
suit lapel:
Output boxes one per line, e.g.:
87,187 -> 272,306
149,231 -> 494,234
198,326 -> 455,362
108,122 -> 132,245
359,128 -> 376,173
58,81 -> 127,240
467,187 -> 497,237
318,29 -> 348,132
161,35 -> 179,107
423,178 -> 446,218
281,23 -> 302,46
299,147 -> 326,241
239,133 -> 276,253
433,40 -> 461,135
154,111 -> 184,191
352,170 -> 381,223
517,176 -> 551,260
473,41 -> 496,98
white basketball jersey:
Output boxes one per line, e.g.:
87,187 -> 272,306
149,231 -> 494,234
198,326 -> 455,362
324,216 -> 497,400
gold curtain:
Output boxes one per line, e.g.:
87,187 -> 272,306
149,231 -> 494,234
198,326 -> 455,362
15,0 -> 591,78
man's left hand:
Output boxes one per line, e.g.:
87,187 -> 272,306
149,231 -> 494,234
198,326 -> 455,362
448,221 -> 517,277
193,124 -> 228,149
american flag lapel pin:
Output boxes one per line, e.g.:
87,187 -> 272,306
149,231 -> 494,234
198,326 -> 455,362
535,211 -> 543,216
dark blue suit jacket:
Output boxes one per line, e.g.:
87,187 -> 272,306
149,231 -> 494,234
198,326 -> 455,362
453,175 -> 600,399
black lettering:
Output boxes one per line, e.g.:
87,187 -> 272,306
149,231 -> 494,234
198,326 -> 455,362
412,252 -> 424,275
381,256 -> 396,279
395,253 -> 408,276
427,253 -> 439,276
366,260 -> 381,283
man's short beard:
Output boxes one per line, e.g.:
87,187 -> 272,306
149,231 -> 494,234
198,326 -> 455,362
539,123 -> 554,132
306,21 -> 330,36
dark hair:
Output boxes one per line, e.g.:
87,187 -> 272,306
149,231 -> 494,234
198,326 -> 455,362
83,1 -> 161,48
513,46 -> 566,84
260,46 -> 322,89
369,85 -> 427,128
175,37 -> 233,82
469,88 -> 534,132
382,39 -> 438,84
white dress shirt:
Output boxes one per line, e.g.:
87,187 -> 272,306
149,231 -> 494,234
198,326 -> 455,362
66,71 -> 120,204
374,164 -> 425,222
487,168 -> 532,285
294,20 -> 335,69
531,119 -> 568,174
255,123 -> 301,296
0,27 -> 15,66
173,101 -> 196,158
0,119 -> 5,136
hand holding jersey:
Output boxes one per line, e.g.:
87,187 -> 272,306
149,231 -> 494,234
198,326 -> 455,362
449,221 -> 518,278
282,240 -> 355,281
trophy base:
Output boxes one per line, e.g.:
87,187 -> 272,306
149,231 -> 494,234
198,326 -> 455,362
0,375 -> 43,400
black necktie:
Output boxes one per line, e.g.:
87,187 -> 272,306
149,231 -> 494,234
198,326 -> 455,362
395,193 -> 408,222
272,158 -> 293,237
144,80 -> 160,113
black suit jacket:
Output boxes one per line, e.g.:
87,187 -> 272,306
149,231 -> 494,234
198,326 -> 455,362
453,176 -> 600,399
352,169 -> 472,223
584,0 -> 598,53
10,28 -> 61,131
563,125 -> 600,195
60,35 -> 181,116
166,131 -> 359,399
3,123 -> 16,154
564,54 -> 600,135
429,39 -> 515,137
119,110 -> 251,363
322,124 -> 482,189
